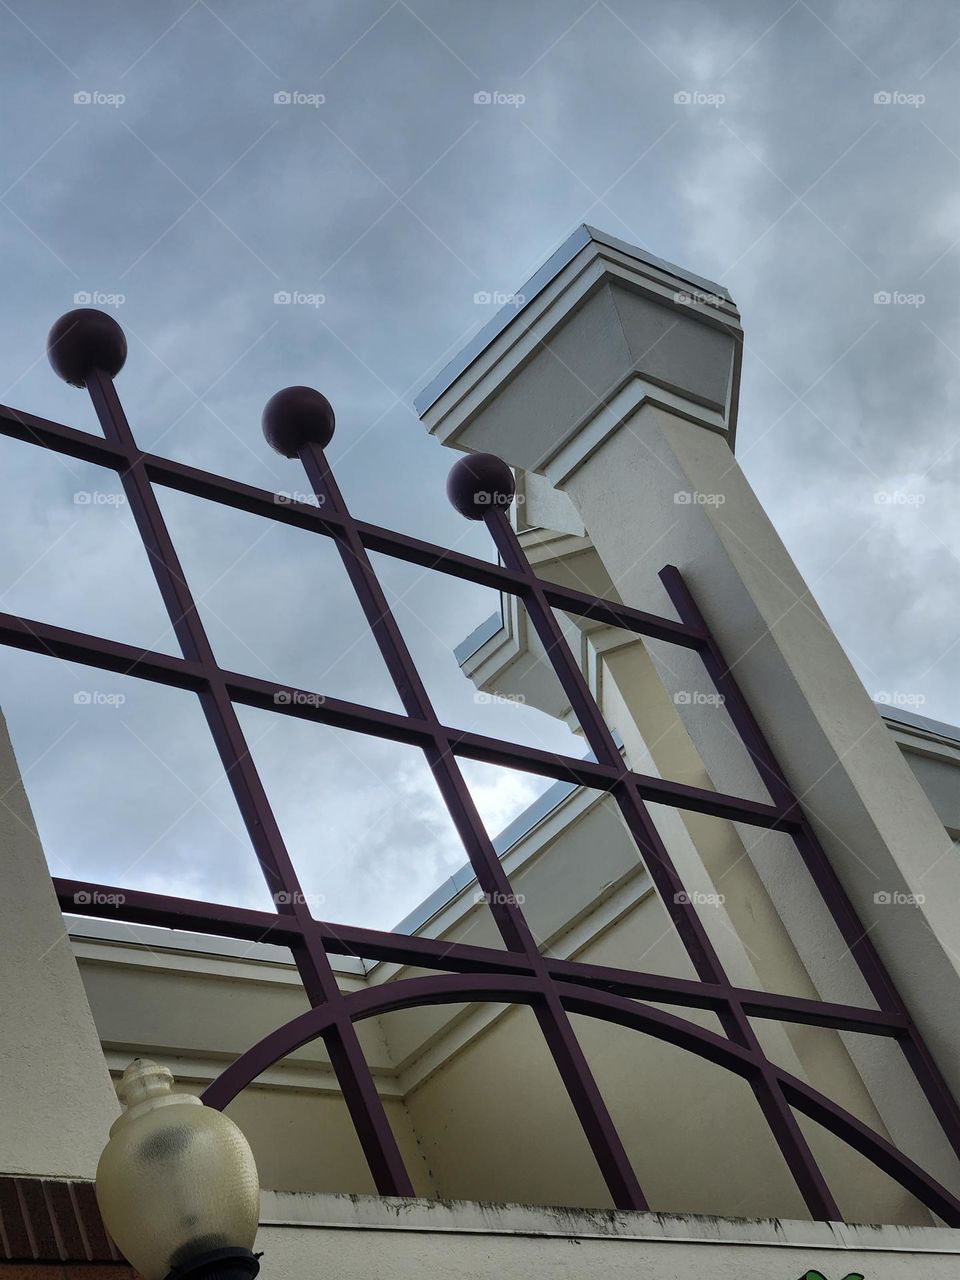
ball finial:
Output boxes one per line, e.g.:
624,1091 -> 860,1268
47,309 -> 127,387
262,386 -> 335,457
446,452 -> 516,520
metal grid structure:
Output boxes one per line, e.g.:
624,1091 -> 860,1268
6,307 -> 960,1223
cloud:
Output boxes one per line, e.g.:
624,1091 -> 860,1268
0,0 -> 957,935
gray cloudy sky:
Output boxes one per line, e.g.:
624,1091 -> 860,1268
0,0 -> 957,933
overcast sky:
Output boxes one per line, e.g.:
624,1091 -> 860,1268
0,0 -> 957,934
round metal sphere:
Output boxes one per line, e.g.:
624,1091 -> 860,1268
46,309 -> 127,387
446,452 -> 516,520
262,386 -> 335,457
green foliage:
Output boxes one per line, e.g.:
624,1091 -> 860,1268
798,1270 -> 865,1280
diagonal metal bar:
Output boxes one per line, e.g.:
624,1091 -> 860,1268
659,563 -> 960,1167
295,438 -> 649,1213
81,367 -> 415,1198
484,507 -> 842,1222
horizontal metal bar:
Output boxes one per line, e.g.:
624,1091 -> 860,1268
0,406 -> 706,649
55,879 -> 534,975
55,879 -> 899,1036
0,613 -> 796,832
542,582 -> 707,648
0,611 -> 207,690
546,955 -> 907,1036
0,404 -> 127,469
56,879 -> 300,943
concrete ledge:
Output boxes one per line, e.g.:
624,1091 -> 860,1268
257,1192 -> 960,1279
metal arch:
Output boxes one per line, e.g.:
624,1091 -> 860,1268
197,970 -> 960,1223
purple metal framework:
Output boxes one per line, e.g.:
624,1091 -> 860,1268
5,308 -> 960,1222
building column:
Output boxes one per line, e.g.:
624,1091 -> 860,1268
418,226 -> 960,1191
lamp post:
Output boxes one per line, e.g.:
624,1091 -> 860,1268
96,1059 -> 262,1280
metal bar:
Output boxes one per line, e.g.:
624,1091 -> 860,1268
7,353 -> 956,1222
0,405 -> 707,647
485,508 -> 841,1222
0,609 -> 797,832
55,877 -> 906,1035
82,367 -> 414,1198
296,439 -> 649,1213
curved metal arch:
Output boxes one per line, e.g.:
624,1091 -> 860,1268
201,970 -> 960,1224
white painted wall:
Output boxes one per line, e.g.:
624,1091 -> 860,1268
0,710 -> 118,1178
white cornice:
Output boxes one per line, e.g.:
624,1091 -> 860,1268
418,229 -> 742,463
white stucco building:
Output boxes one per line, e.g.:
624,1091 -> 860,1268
4,226 -> 960,1278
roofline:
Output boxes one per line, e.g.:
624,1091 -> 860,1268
413,224 -> 733,417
